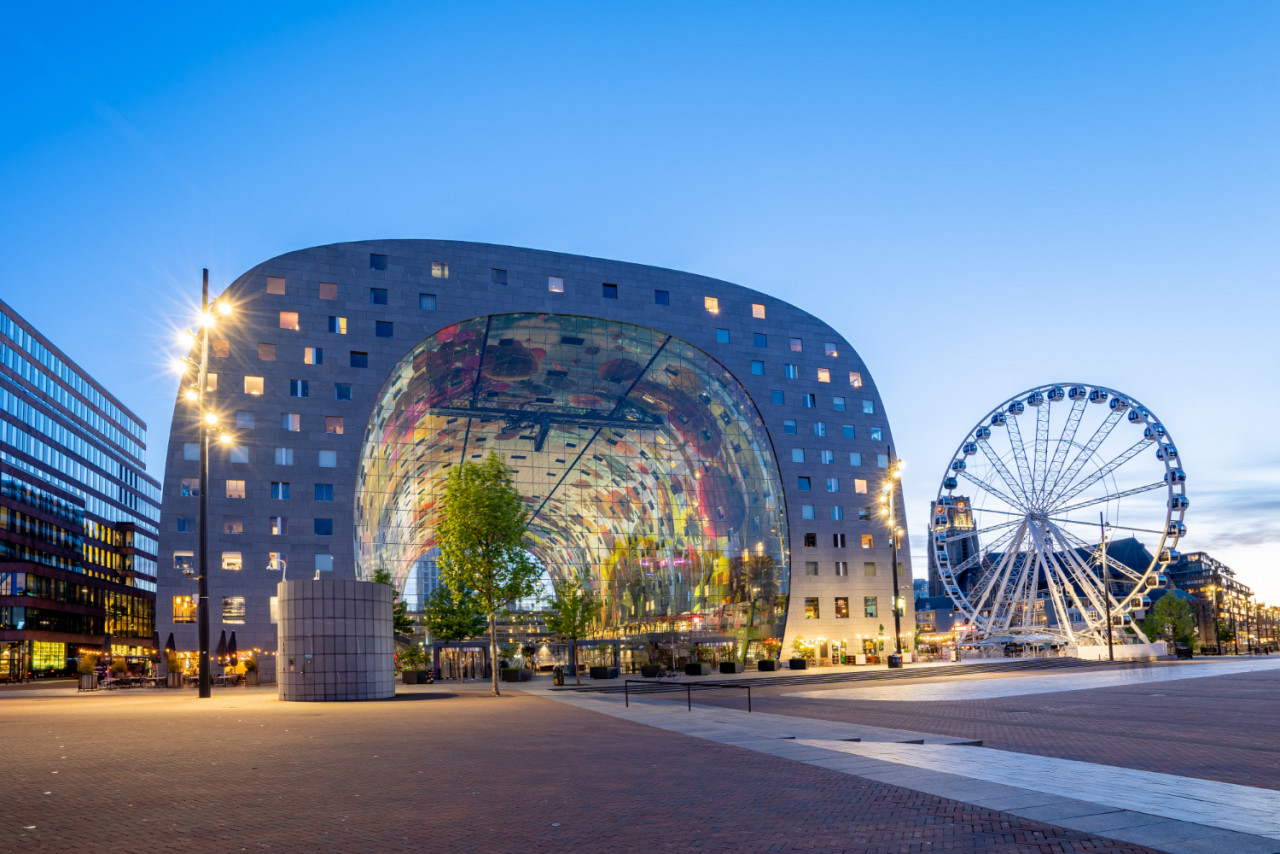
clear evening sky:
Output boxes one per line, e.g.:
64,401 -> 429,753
2,4 -> 1276,599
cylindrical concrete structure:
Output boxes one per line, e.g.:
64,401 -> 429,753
276,579 -> 395,701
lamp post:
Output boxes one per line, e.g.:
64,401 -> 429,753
880,446 -> 905,665
1099,514 -> 1113,662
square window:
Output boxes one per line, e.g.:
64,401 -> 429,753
235,411 -> 255,429
279,311 -> 299,331
305,347 -> 322,365
833,396 -> 846,411
863,399 -> 875,415
870,428 -> 883,441
335,383 -> 352,401
854,479 -> 868,494
833,533 -> 847,548
315,553 -> 334,573
654,289 -> 670,305
221,551 -> 242,571
849,371 -> 863,388
319,282 -> 338,300
275,448 -> 294,466
491,268 -> 507,285
314,518 -> 333,536
370,287 -> 388,305
205,373 -> 218,392
817,369 -> 831,383
784,364 -> 798,379
791,449 -> 804,463
176,515 -> 195,532
864,596 -> 878,618
212,339 -> 229,358
258,343 -> 276,361
835,597 -> 849,618
350,351 -> 369,368
243,376 -> 264,395
827,477 -> 839,492
805,598 -> 820,619
328,316 -> 348,334
419,293 -> 437,311
268,552 -> 287,572
813,421 -> 826,437
801,504 -> 815,520
753,332 -> 767,348
862,534 -> 874,549
325,416 -> 343,434
270,516 -> 288,536
318,450 -> 337,468
314,483 -> 334,501
222,515 -> 243,535
802,533 -> 818,548
226,480 -> 245,499
715,329 -> 730,344
183,443 -> 200,461
864,561 -> 877,576
180,478 -> 200,497
548,276 -> 564,293
370,253 -> 388,271
174,552 -> 195,573
266,276 -> 286,295
842,425 -> 855,439
173,595 -> 196,623
432,261 -> 449,278
602,283 -> 618,299
704,296 -> 719,313
789,337 -> 803,352
751,360 -> 764,376
783,419 -> 797,434
797,477 -> 811,491
289,379 -> 309,398
877,453 -> 889,468
821,450 -> 834,464
282,413 -> 300,431
229,446 -> 248,464
375,321 -> 393,338
751,303 -> 765,319
850,452 -> 862,467
222,596 -> 246,624
825,342 -> 838,356
858,506 -> 871,521
770,391 -> 784,405
271,482 -> 290,500
802,393 -> 816,408
831,506 -> 844,520
805,561 -> 819,576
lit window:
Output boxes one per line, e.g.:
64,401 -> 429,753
862,534 -> 874,549
328,316 -> 347,334
789,337 -> 802,352
817,369 -> 831,383
270,596 -> 279,624
655,290 -> 669,305
771,391 -> 784,405
864,561 -> 876,576
813,422 -> 826,437
325,416 -> 343,434
314,483 -> 334,501
318,450 -> 337,468
280,413 -> 299,432
315,553 -> 334,573
420,293 -> 437,311
825,342 -> 838,356
221,551 -> 242,571
370,287 -> 388,305
548,276 -> 564,293
226,480 -> 245,499
370,253 -> 388,271
244,376 -> 264,395
205,374 -> 218,391
849,371 -> 863,388
258,343 -> 277,361
704,296 -> 719,313
783,420 -> 796,434
833,397 -> 846,411
802,393 -> 816,408
870,428 -> 883,441
183,443 -> 199,461
270,516 -> 288,536
268,552 -> 287,572
491,269 -> 507,285
864,596 -> 877,618
212,339 -> 229,358
850,452 -> 862,467
305,347 -> 322,365
279,312 -> 299,331
289,379 -> 309,398
716,329 -> 730,344
751,360 -> 764,375
877,454 -> 889,468
350,351 -> 369,369
826,478 -> 839,493
802,505 -> 815,519
602,283 -> 618,299
821,450 -> 834,464
314,518 -> 334,536
222,515 -> 243,535
274,448 -> 294,466
235,411 -> 255,429
432,261 -> 449,278
851,478 -> 869,495
229,446 -> 248,464
174,552 -> 195,573
271,482 -> 290,500
753,333 -> 767,348
805,561 -> 819,576
179,478 -> 199,496
791,449 -> 805,463
335,383 -> 352,401
375,321 -> 393,338
752,303 -> 765,319
266,276 -> 286,295
173,595 -> 196,623
222,597 -> 246,624
805,598 -> 819,619
831,506 -> 844,520
835,597 -> 849,619
785,364 -> 798,379
797,477 -> 811,491
319,282 -> 337,300
863,399 -> 875,415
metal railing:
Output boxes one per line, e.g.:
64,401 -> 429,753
624,678 -> 752,712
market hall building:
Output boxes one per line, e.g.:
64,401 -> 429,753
156,241 -> 915,665
0,299 -> 161,679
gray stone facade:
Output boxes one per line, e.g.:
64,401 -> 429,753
157,240 -> 915,657
276,579 -> 394,701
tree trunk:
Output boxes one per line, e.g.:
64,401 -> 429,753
573,638 -> 580,686
489,611 -> 500,696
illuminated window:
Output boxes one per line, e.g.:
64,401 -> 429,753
226,480 -> 245,499
205,374 -> 218,391
212,339 -> 229,358
432,261 -> 449,279
864,561 -> 877,576
791,449 -> 804,463
602,283 -> 618,299
319,282 -> 337,300
279,311 -> 300,331
328,316 -> 347,334
270,516 -> 288,536
318,450 -> 337,468
805,561 -> 819,576
258,343 -> 276,361
805,598 -> 820,619
784,364 -> 798,379
849,371 -> 863,388
835,597 -> 849,619
370,253 -> 387,270
548,276 -> 564,293
268,552 -> 287,572
266,276 -> 286,295
863,399 -> 875,415
420,293 -> 437,310
789,337 -> 803,352
221,551 -> 242,571
244,376 -> 264,395
704,296 -> 719,313
271,482 -> 290,500
325,416 -> 343,434
825,342 -> 837,356
861,534 -> 874,549
289,379 -> 309,398
305,347 -> 322,365
174,551 -> 195,572
864,596 -> 878,618
180,478 -> 199,497
752,303 -> 765,319
817,369 -> 831,383
282,413 -> 300,431
370,287 -> 388,305
222,597 -> 246,623
235,411 -> 255,429
854,479 -> 867,494
222,516 -> 243,535
173,595 -> 196,623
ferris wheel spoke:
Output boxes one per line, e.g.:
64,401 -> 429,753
1048,520 -> 1146,584
959,467 -> 1026,513
1047,408 -> 1124,502
939,517 -> 1022,545
1047,516 -> 1171,538
965,521 -> 1027,625
1043,396 -> 1087,497
1033,402 -> 1051,499
1006,413 -> 1036,505
1053,481 -> 1166,516
1050,437 -> 1151,510
1043,523 -> 1110,618
941,524 -> 1021,602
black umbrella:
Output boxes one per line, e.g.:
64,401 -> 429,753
150,631 -> 162,664
227,632 -> 238,667
101,633 -> 113,660
164,633 -> 176,654
216,630 -> 227,664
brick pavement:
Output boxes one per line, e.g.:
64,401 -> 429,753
688,664 -> 1280,790
0,687 -> 1162,854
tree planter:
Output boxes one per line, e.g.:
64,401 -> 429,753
501,668 -> 532,682
788,658 -> 808,670
640,665 -> 663,678
166,672 -> 183,688
757,659 -> 779,672
79,674 -> 98,690
590,666 -> 619,679
719,661 -> 745,674
402,670 -> 426,684
685,662 -> 712,676
246,671 -> 261,686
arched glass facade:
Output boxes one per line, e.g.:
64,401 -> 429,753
356,313 -> 789,647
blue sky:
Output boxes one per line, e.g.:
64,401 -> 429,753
2,3 -> 1277,598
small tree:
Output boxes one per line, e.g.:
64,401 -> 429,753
420,584 -> 486,680
437,453 -> 541,696
1142,594 -> 1196,647
544,579 -> 597,686
371,566 -> 417,653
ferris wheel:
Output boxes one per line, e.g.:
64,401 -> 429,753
932,384 -> 1187,647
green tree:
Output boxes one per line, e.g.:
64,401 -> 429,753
1142,593 -> 1196,647
437,452 -> 541,696
544,579 -> 597,686
1216,619 -> 1235,647
420,583 -> 486,680
371,567 -> 417,651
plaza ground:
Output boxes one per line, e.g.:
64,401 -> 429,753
3,659 -> 1277,853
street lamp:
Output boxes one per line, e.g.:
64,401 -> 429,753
173,269 -> 235,699
1099,514 -> 1114,662
879,446 -> 905,667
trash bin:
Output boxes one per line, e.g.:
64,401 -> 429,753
887,654 -> 903,669
552,665 -> 564,686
